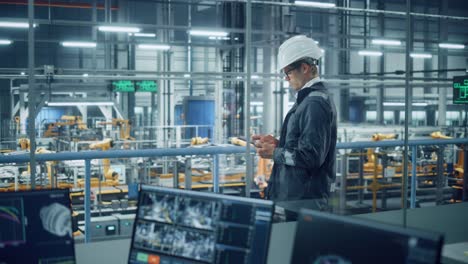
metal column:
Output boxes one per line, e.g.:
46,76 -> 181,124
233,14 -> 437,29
27,0 -> 36,189
244,0 -> 253,197
402,0 -> 412,227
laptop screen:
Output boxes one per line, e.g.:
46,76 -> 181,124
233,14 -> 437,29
128,185 -> 274,264
291,209 -> 444,264
0,188 -> 76,264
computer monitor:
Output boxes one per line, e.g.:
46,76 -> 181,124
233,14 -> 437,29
291,209 -> 444,264
0,188 -> 76,264
128,185 -> 274,264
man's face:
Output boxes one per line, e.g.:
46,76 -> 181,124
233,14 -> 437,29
282,63 -> 307,91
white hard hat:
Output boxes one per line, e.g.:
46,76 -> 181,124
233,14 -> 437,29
277,35 -> 323,71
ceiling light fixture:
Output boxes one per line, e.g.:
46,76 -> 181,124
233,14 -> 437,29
189,30 -> 228,37
0,21 -> 37,28
47,102 -> 114,106
61,41 -> 97,48
294,1 -> 336,8
98,25 -> 140,33
130,33 -> 156,37
410,53 -> 432,59
371,39 -> 402,46
358,50 -> 383,56
137,44 -> 171,50
438,43 -> 465,49
0,39 -> 12,45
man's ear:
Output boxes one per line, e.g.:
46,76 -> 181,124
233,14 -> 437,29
302,63 -> 308,74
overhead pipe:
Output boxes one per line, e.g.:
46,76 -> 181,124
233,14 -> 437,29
0,0 -> 118,10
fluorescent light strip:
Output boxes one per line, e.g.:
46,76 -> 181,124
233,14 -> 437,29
438,43 -> 465,49
0,39 -> 12,45
383,102 -> 428,106
208,36 -> 230,40
131,33 -> 156,37
0,21 -> 37,28
61,41 -> 96,48
189,30 -> 228,37
98,26 -> 140,33
294,1 -> 336,8
358,50 -> 383,56
47,102 -> 114,106
137,44 -> 171,50
410,53 -> 432,59
371,39 -> 401,46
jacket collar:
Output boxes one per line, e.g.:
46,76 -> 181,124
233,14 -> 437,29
296,81 -> 324,105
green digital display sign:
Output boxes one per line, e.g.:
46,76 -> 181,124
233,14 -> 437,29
112,80 -> 135,92
453,76 -> 468,104
136,80 -> 158,92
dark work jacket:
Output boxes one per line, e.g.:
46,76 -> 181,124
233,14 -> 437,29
266,82 -> 337,202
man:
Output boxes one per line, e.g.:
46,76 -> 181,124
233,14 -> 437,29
252,35 -> 337,208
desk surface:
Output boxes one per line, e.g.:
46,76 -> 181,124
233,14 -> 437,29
442,242 -> 468,264
75,202 -> 468,264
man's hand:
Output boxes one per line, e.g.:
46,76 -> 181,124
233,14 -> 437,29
251,134 -> 278,159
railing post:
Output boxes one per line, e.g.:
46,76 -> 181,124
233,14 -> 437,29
463,148 -> 468,201
213,154 -> 219,193
84,159 -> 91,243
410,146 -> 417,208
358,149 -> 364,204
184,157 -> 192,190
339,154 -> 347,214
436,146 -> 445,205
173,161 -> 179,188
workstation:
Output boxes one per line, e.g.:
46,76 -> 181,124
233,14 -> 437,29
1,0 -> 468,263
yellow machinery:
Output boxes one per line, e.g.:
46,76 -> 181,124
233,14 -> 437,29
18,137 -> 30,150
363,133 -> 398,173
99,119 -> 134,140
191,137 -> 209,145
44,115 -> 87,137
16,138 -> 57,190
78,138 -> 120,187
14,116 -> 20,135
230,137 -> 272,195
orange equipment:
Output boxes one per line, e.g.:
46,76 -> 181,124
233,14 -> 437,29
44,115 -> 87,137
87,139 -> 119,186
98,119 -> 135,140
364,133 -> 398,173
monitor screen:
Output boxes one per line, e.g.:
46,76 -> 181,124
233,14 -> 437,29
291,209 -> 443,264
128,185 -> 274,264
0,188 -> 76,264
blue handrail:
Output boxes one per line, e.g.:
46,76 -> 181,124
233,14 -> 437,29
2,139 -> 467,164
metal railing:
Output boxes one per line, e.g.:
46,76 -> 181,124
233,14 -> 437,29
0,138 -> 467,242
